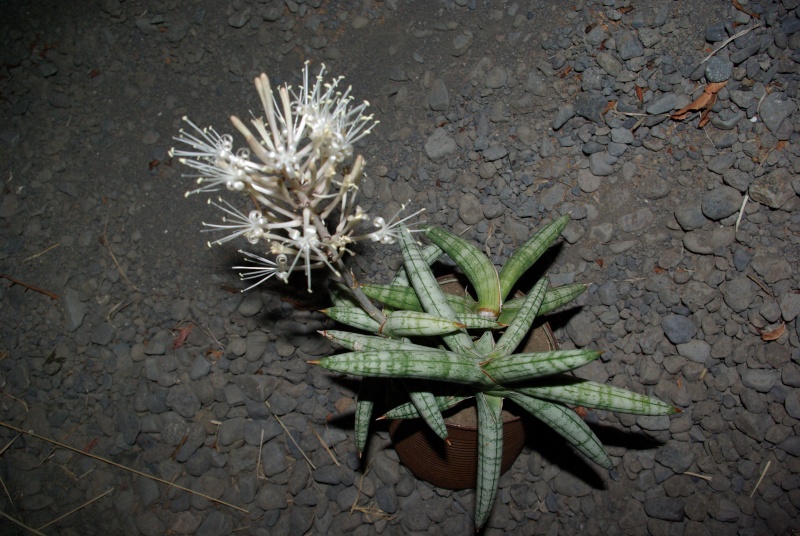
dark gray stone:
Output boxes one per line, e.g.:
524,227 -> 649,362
218,416 -> 247,446
781,293 -> 800,322
661,315 -> 697,345
655,443 -> 696,473
644,497 -> 685,521
63,288 -> 87,332
674,202 -> 708,230
702,185 -> 742,220
617,31 -> 645,60
429,78 -> 450,111
286,506 -> 313,535
268,390 -> 298,415
734,411 -> 771,441
189,355 -> 212,380
596,52 -> 623,76
705,57 -> 733,82
260,442 -> 288,477
741,369 -> 778,393
751,255 -> 792,284
759,93 -> 797,133
197,511 -> 232,536
707,153 -> 736,174
750,167 -> 796,209
257,483 -> 288,510
730,42 -> 760,64
117,406 -> 141,445
425,128 -> 458,160
166,384 -> 201,418
566,311 -> 597,347
646,93 -> 677,115
553,470 -> 593,497
705,23 -> 727,42
589,152 -> 615,176
552,104 -> 575,130
574,92 -> 607,123
721,277 -> 755,313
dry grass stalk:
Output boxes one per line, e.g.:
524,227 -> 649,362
747,273 -> 774,298
701,24 -> 762,64
0,432 -> 20,457
265,401 -> 317,471
684,471 -> 713,482
0,510 -> 48,536
750,460 -> 771,498
310,426 -> 341,467
37,487 -> 115,530
735,193 -> 749,233
101,204 -> 139,291
256,429 -> 266,481
21,242 -> 61,263
349,465 -> 394,522
0,421 -> 249,513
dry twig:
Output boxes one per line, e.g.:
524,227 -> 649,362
0,273 -> 59,300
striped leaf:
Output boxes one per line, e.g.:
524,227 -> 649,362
515,378 -> 680,415
482,350 -> 601,383
498,283 -> 587,324
391,243 -> 443,287
503,390 -> 612,469
397,226 -> 476,355
383,394 -> 470,420
355,379 -> 380,456
423,226 -> 502,319
405,383 -> 448,440
321,306 -> 381,333
498,214 -> 570,301
473,331 -> 495,355
474,392 -> 503,530
361,283 -> 476,316
381,310 -> 465,337
321,330 -> 423,352
329,280 -> 361,308
314,349 -> 490,385
489,277 -> 548,358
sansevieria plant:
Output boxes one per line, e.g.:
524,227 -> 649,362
311,214 -> 679,530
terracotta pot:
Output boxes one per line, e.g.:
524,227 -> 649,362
388,277 -> 559,490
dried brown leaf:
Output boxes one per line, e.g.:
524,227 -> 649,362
732,0 -> 760,19
671,81 -> 727,121
759,323 -> 785,341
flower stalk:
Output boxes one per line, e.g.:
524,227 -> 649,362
171,63 -> 420,293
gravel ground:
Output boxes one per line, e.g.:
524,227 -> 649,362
1,0 -> 800,534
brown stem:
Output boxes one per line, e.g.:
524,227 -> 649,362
333,258 -> 386,325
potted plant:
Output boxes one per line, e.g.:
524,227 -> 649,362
171,64 -> 679,531
312,218 -> 679,529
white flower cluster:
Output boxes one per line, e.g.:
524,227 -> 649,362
170,63 -> 422,292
